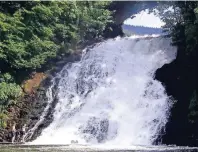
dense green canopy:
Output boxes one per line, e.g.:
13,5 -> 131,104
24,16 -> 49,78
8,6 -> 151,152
0,1 -> 113,127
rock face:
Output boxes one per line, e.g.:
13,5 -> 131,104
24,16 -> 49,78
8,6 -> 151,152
108,1 -> 157,25
24,53 -> 82,142
22,73 -> 47,94
104,1 -> 158,39
155,47 -> 197,146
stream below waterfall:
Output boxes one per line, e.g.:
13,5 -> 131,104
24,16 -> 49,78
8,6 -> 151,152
0,144 -> 198,152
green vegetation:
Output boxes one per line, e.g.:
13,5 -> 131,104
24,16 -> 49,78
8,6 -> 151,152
0,1 -> 113,128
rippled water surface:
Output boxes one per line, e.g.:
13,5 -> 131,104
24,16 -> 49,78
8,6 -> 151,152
0,145 -> 198,152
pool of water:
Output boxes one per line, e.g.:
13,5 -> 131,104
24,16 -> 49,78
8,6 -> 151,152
0,145 -> 197,152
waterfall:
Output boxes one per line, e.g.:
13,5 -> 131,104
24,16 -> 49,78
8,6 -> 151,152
32,35 -> 177,146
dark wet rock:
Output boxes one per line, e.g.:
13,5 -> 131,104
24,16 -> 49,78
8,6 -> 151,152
155,45 -> 197,146
24,52 -> 84,142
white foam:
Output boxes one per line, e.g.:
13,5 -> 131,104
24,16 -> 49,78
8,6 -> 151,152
32,36 -> 177,146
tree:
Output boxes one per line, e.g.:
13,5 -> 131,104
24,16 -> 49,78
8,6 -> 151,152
0,1 -> 113,128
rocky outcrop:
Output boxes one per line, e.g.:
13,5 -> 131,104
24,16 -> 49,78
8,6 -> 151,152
103,1 -> 158,39
155,46 -> 198,146
22,73 -> 46,94
23,53 -> 82,141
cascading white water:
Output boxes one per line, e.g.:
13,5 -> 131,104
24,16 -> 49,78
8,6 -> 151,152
32,35 -> 177,146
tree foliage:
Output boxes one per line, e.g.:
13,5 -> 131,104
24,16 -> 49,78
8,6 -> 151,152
0,1 -> 113,128
0,1 -> 112,70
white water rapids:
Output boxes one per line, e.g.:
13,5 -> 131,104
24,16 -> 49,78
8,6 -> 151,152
32,35 -> 177,146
